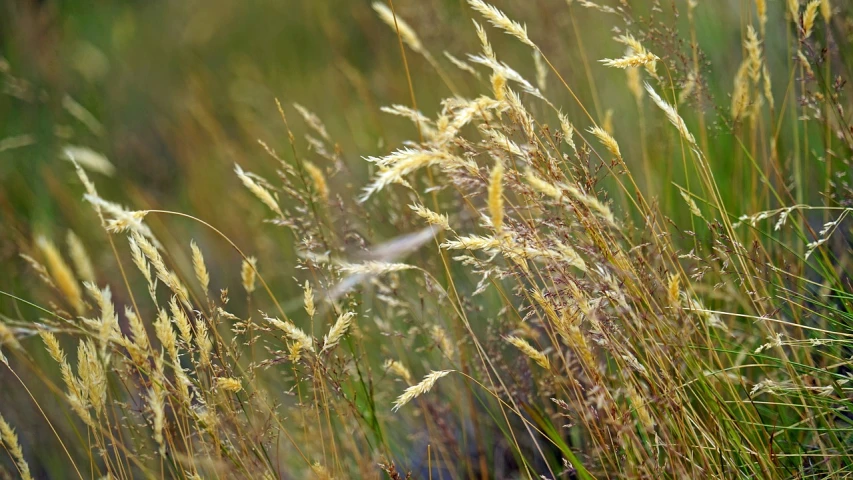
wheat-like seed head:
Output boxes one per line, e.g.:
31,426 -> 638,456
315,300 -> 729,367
467,0 -> 534,48
600,52 -> 658,69
409,204 -> 451,231
644,83 -> 697,147
756,0 -> 767,33
488,162 -> 505,232
803,0 -> 820,38
384,359 -> 413,384
322,311 -> 355,353
241,256 -> 257,294
589,126 -> 622,159
36,236 -> 84,314
190,240 -> 210,293
265,315 -> 315,353
293,103 -> 330,142
66,230 -> 95,285
234,164 -> 283,217
303,281 -> 315,319
820,0 -> 831,21
392,370 -> 453,412
154,308 -> 178,361
303,161 -> 329,201
170,296 -> 193,346
732,61 -> 752,120
339,261 -> 415,275
215,377 -> 243,393
505,335 -> 550,369
0,414 -> 33,480
372,2 -> 425,55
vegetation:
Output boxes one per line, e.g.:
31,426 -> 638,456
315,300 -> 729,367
1,0 -> 852,478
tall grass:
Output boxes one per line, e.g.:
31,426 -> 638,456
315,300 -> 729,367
1,0 -> 852,478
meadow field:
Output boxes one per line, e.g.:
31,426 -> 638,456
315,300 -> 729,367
1,0 -> 852,478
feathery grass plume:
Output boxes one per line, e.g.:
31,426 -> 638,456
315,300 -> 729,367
667,273 -> 681,307
61,145 -> 115,176
147,375 -> 166,455
381,105 -> 437,139
558,113 -> 578,154
154,308 -> 178,361
303,281 -> 315,318
756,0 -> 767,34
551,237 -> 587,272
190,240 -> 210,293
762,64 -> 774,109
524,169 -> 562,198
265,315 -> 315,353
600,52 -> 659,69
473,20 -> 495,60
86,283 -> 120,359
132,232 -> 190,305
384,359 -> 413,384
322,311 -> 355,353
578,0 -> 617,14
293,103 -> 330,142
468,55 -> 545,101
588,126 -> 622,159
678,187 -> 704,219
444,51 -> 481,78
505,335 -> 550,369
129,234 -> 157,303
0,414 -> 33,480
525,170 -> 616,227
241,256 -> 257,294
234,164 -> 283,217
802,0 -> 820,38
124,307 -> 150,365
195,319 -> 212,368
302,161 -> 329,201
614,33 -> 657,77
441,234 -> 501,252
360,148 -> 465,202
20,254 -> 56,289
533,49 -> 547,92
731,61 -> 752,120
84,193 -> 158,244
820,0 -> 831,20
467,0 -> 534,48
392,370 -> 453,412
789,0 -> 800,21
409,204 -> 451,231
77,340 -> 106,415
39,330 -> 93,426
36,236 -> 84,314
488,162 -> 505,232
491,72 -> 507,101
215,377 -> 243,393
0,322 -> 20,364
66,230 -> 95,285
644,83 -> 697,147
170,296 -> 193,346
339,261 -> 415,275
372,2 -> 425,55
745,26 -> 762,82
